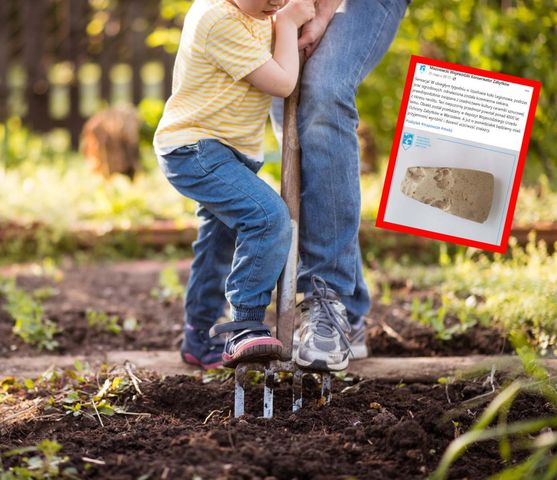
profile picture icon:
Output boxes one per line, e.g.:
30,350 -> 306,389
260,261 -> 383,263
402,132 -> 414,150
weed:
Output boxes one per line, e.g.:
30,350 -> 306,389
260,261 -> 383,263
202,368 -> 235,384
0,279 -> 59,351
150,264 -> 183,302
0,439 -> 78,479
384,233 -> 557,352
441,234 -> 557,354
85,309 -> 121,334
431,335 -> 557,479
379,280 -> 392,306
32,363 -> 147,425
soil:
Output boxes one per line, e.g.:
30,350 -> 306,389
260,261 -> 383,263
0,259 -> 510,358
2,373 -> 553,479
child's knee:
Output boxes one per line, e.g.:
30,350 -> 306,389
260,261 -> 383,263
268,199 -> 292,246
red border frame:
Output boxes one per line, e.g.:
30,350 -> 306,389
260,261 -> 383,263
374,55 -> 541,254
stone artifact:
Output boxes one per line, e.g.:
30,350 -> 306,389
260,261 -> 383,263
400,167 -> 494,223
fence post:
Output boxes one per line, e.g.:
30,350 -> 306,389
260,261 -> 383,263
0,1 -> 8,170
129,0 -> 147,105
23,0 -> 50,132
0,1 -> 9,123
66,0 -> 89,148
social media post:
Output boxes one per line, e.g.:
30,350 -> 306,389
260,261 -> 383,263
376,56 -> 541,252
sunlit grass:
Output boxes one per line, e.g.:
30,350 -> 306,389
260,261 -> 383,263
0,161 -> 197,230
370,234 -> 557,354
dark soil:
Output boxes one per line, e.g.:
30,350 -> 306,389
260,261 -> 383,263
0,260 -> 510,358
367,302 -> 510,357
2,374 -> 553,479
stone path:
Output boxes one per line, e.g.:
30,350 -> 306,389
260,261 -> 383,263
3,351 -> 556,381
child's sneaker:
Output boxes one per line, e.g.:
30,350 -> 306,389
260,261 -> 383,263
209,320 -> 283,368
181,325 -> 225,370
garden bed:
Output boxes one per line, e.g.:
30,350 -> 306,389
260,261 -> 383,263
1,256 -> 555,480
0,259 -> 510,358
1,370 -> 554,479
2,220 -> 557,263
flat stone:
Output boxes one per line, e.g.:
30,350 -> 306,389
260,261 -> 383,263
401,167 -> 494,223
3,352 -> 557,382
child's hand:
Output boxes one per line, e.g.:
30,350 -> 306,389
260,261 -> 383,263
276,0 -> 316,29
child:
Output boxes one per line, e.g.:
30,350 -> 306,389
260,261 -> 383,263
154,0 -> 315,368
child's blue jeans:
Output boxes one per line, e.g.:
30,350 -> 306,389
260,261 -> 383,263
157,139 -> 292,329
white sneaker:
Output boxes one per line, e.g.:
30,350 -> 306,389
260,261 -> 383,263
294,275 -> 366,371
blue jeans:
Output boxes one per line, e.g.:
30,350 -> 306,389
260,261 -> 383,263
160,0 -> 408,333
157,140 -> 292,329
271,0 -> 408,322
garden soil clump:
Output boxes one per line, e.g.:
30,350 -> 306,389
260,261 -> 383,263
0,260 -> 510,357
1,374 -> 552,479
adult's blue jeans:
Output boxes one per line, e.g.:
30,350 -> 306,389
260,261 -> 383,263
157,139 -> 292,329
271,0 -> 408,323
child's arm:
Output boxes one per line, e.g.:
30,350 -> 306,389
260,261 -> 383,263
244,0 -> 316,98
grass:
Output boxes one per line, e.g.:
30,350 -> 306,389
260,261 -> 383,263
0,160 -> 198,231
374,233 -> 557,354
3,152 -> 557,236
431,337 -> 557,480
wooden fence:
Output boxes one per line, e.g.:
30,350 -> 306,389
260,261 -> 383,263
0,0 -> 176,147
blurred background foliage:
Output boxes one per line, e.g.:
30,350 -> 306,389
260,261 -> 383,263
360,0 -> 556,184
140,0 -> 556,183
1,0 -> 556,249
1,0 -> 554,182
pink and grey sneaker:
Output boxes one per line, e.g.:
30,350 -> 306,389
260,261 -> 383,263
181,325 -> 225,370
209,320 -> 283,368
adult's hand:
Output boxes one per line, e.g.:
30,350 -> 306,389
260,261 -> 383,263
298,0 -> 343,57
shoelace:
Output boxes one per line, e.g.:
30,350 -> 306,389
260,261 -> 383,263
296,275 -> 353,356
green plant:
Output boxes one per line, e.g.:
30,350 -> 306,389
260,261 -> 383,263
431,336 -> 557,479
0,117 -> 75,170
385,233 -> 557,352
2,366 -> 147,446
409,294 -> 473,341
201,367 -> 235,384
0,279 -> 59,351
379,280 -> 392,306
441,234 -> 557,354
151,264 -> 184,302
0,439 -> 78,480
36,362 -> 145,425
358,0 -> 557,183
85,309 -> 121,335
146,0 -> 193,54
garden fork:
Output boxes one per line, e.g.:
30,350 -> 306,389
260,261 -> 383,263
233,53 -> 332,418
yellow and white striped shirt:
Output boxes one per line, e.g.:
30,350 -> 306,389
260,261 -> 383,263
154,0 -> 273,161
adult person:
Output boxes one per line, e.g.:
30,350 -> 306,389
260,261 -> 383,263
271,0 -> 409,370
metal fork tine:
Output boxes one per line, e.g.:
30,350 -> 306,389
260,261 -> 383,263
292,370 -> 303,412
321,373 -> 332,405
234,365 -> 246,417
233,361 -> 333,417
263,367 -> 274,418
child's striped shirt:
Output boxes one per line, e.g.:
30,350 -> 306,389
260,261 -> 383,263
154,0 -> 273,161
